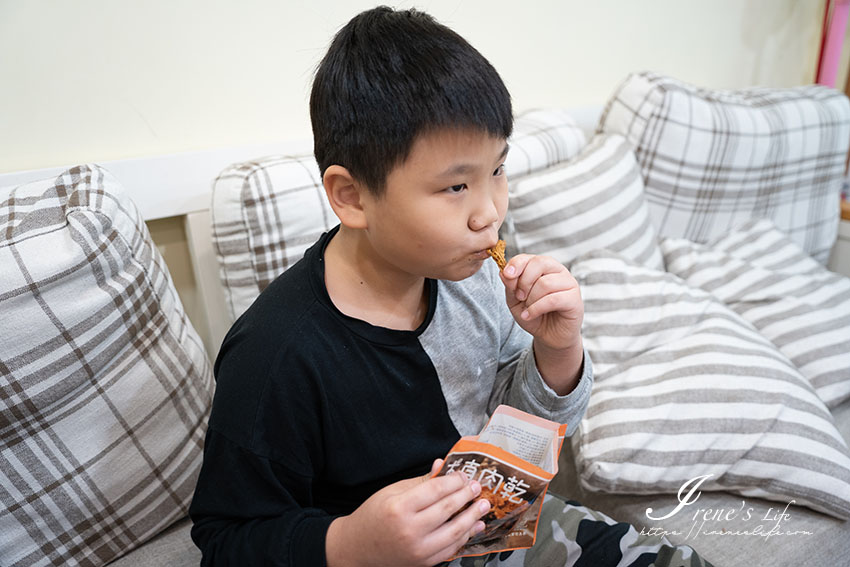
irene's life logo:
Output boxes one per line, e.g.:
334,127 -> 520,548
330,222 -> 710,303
646,474 -> 713,521
642,474 -> 813,541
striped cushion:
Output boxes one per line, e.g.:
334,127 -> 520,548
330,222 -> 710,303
571,250 -> 850,519
212,108 -> 588,322
504,134 -> 664,270
598,71 -> 850,263
0,165 -> 214,566
662,219 -> 850,408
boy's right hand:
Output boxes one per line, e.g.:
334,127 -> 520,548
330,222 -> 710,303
325,459 -> 490,567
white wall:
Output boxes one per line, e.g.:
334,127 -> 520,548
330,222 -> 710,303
1,0 -> 835,349
0,0 -> 828,174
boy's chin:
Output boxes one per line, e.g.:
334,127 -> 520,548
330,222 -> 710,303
434,259 -> 486,282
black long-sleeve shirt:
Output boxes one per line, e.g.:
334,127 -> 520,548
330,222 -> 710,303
189,227 -> 593,566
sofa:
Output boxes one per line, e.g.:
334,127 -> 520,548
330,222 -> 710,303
2,71 -> 849,566
0,164 -> 211,567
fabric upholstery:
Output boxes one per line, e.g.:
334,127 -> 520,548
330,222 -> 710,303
0,165 -> 214,567
211,155 -> 333,321
598,71 -> 850,263
107,517 -> 199,567
503,134 -> 664,270
551,429 -> 850,567
570,249 -> 850,520
662,219 -> 850,408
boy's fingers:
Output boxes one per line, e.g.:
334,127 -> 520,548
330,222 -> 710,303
417,479 -> 483,528
523,289 -> 576,320
423,497 -> 491,561
500,254 -> 532,283
512,256 -> 564,303
406,471 -> 470,512
426,458 -> 444,479
522,273 -> 563,307
499,254 -> 532,303
502,253 -> 531,275
523,272 -> 580,310
425,522 -> 483,566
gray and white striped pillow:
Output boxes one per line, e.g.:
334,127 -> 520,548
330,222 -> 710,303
598,71 -> 850,263
571,250 -> 850,519
662,219 -> 850,408
505,134 -> 664,270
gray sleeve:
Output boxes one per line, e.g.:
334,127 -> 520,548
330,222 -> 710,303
490,345 -> 593,437
421,261 -> 592,437
484,264 -> 594,437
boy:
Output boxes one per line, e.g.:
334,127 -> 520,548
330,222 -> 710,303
190,6 -> 712,567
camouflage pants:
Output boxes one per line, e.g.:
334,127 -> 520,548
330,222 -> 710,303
443,492 -> 713,567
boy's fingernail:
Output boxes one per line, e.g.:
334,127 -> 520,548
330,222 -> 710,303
505,265 -> 515,277
478,500 -> 491,514
516,289 -> 526,301
521,310 -> 530,320
470,481 -> 481,496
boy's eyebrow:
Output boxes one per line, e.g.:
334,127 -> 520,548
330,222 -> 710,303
437,143 -> 511,178
498,143 -> 510,162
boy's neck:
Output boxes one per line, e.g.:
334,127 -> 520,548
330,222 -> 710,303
323,226 -> 429,331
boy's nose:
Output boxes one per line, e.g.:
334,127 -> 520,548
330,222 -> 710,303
468,196 -> 500,231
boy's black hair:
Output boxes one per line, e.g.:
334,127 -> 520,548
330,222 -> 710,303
310,6 -> 513,195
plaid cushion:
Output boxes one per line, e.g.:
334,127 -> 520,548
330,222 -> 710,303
212,108 -> 588,321
503,134 -> 664,270
598,71 -> 850,263
662,219 -> 850,408
0,165 -> 214,567
211,155 -> 335,321
571,249 -> 850,520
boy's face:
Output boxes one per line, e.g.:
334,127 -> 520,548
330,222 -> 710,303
359,127 -> 509,282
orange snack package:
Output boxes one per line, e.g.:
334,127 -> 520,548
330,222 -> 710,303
432,405 -> 567,559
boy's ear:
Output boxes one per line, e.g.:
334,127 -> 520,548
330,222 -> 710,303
322,165 -> 369,229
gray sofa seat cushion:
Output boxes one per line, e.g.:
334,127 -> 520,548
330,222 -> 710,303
552,399 -> 850,566
107,517 -> 199,567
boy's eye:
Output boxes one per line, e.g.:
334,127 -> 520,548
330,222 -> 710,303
493,164 -> 505,176
446,183 -> 467,194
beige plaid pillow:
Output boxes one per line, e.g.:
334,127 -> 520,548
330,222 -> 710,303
599,71 -> 850,263
0,165 -> 214,567
212,155 -> 334,321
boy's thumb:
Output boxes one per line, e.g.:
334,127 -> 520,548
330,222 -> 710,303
425,458 -> 444,480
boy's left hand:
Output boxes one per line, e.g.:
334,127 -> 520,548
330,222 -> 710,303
500,254 -> 583,352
